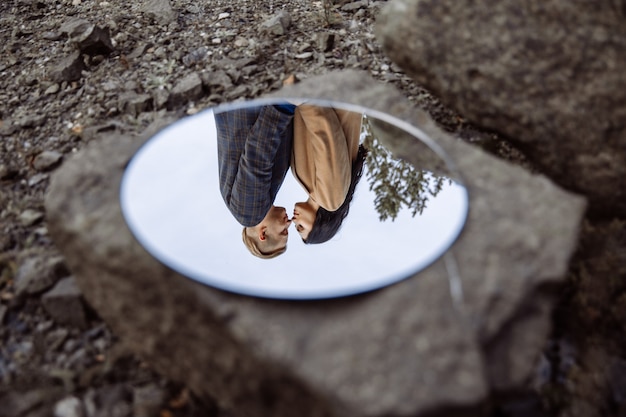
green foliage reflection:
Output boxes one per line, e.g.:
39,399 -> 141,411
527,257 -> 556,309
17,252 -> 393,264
362,117 -> 448,221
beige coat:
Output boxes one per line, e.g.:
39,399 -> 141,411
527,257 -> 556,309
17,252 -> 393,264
291,105 -> 362,211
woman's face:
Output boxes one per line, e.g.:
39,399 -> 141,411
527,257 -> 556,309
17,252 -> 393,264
292,201 -> 317,240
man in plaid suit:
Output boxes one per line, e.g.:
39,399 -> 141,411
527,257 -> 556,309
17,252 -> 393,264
215,104 -> 295,258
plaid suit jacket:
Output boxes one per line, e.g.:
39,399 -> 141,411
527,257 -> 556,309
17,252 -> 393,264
216,105 -> 294,227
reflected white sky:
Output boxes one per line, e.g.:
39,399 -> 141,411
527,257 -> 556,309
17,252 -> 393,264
121,105 -> 468,299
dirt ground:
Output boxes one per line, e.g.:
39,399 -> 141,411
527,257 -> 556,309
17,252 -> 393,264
1,0 -> 624,416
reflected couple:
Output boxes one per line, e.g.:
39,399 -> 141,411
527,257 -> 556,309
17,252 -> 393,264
215,103 -> 365,259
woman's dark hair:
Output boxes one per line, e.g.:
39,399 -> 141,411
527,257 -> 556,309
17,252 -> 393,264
304,145 -> 369,244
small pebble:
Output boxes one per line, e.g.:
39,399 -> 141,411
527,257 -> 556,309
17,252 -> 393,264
19,209 -> 44,226
45,84 -> 60,95
0,164 -> 10,180
42,32 -> 62,41
28,173 -> 48,187
33,150 -> 63,171
54,396 -> 84,417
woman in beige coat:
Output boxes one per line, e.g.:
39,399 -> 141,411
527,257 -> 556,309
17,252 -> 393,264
290,105 -> 368,244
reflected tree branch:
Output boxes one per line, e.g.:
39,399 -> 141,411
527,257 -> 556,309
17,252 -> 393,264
362,116 -> 448,222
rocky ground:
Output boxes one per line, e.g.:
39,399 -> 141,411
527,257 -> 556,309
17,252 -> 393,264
0,0 -> 624,416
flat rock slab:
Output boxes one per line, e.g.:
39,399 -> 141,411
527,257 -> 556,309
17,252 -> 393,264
376,0 -> 626,217
46,71 -> 585,417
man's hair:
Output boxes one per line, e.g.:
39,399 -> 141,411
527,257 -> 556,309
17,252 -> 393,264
305,145 -> 368,244
242,228 -> 286,259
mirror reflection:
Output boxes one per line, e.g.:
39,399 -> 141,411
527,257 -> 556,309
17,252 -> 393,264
120,99 -> 468,299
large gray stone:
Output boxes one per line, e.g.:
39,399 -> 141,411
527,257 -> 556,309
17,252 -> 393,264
376,0 -> 626,217
45,71 -> 585,416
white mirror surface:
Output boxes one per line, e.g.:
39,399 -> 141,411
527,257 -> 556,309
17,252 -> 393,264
120,100 -> 468,299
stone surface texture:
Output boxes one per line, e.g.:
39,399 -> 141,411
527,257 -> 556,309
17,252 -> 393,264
46,71 -> 586,417
376,0 -> 626,217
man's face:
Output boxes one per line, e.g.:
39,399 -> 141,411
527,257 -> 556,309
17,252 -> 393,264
264,205 -> 291,245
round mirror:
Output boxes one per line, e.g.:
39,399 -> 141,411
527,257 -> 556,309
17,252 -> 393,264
120,99 -> 468,299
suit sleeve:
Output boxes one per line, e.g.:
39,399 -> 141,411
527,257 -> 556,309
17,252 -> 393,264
216,106 -> 293,226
